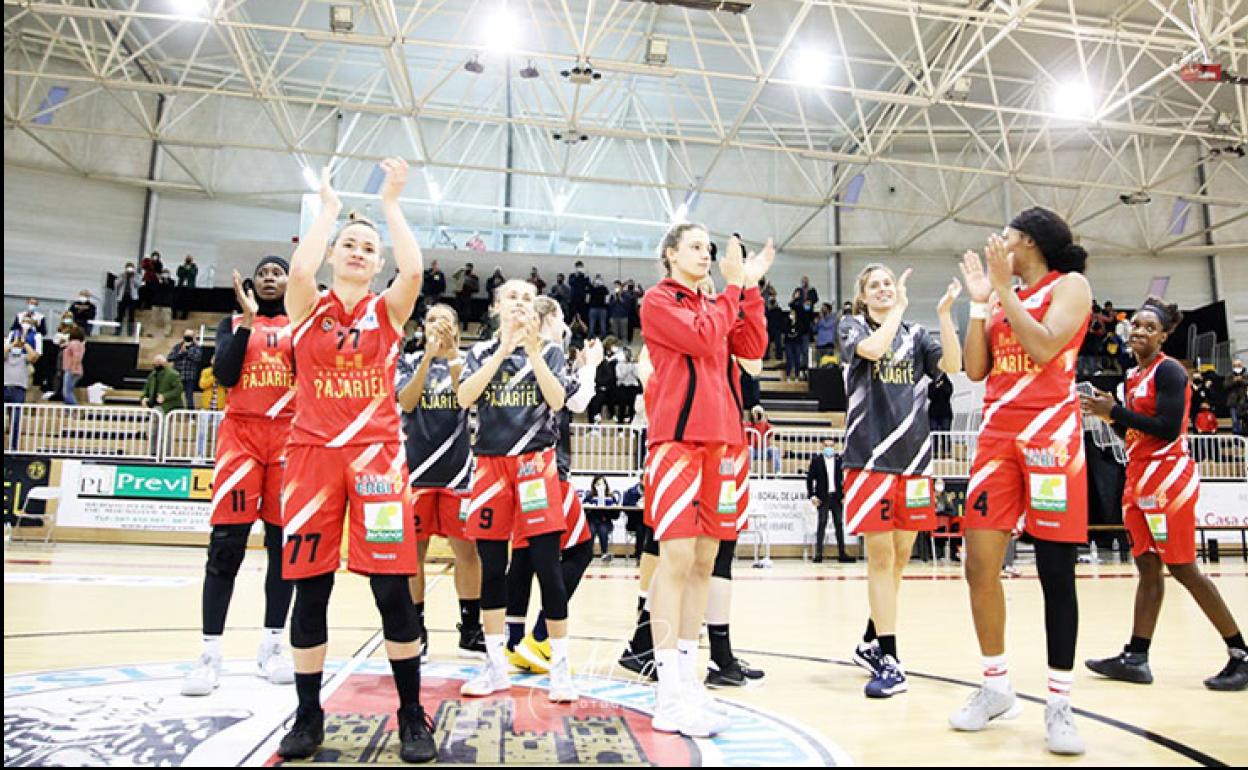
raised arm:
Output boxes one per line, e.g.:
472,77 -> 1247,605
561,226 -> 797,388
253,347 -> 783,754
935,278 -> 963,374
853,268 -> 912,361
986,234 -> 1091,366
524,312 -> 566,412
377,158 -> 423,329
458,319 -> 517,408
958,252 -> 993,382
728,237 -> 774,359
286,167 -> 342,325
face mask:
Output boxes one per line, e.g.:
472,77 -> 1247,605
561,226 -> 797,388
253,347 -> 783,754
126,267 -> 135,273
154,364 -> 165,371
80,295 -> 90,301
822,447 -> 834,458
27,304 -> 37,312
184,335 -> 194,342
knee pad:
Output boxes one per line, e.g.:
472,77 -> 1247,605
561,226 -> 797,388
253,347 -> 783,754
290,572 -> 335,648
370,575 -> 421,643
642,525 -> 659,557
712,538 -> 736,580
477,540 -> 510,610
205,524 -> 250,579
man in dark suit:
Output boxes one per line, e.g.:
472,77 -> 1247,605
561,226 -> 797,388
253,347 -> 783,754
806,437 -> 851,562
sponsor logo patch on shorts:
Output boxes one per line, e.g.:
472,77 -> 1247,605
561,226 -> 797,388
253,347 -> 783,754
904,478 -> 930,508
356,473 -> 401,496
363,502 -> 404,543
1029,474 -> 1067,512
519,479 -> 549,512
1023,444 -> 1069,468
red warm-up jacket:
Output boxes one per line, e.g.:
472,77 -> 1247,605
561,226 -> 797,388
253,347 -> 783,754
641,279 -> 766,447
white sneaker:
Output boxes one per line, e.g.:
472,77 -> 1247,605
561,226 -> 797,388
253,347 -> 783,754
258,642 -> 295,685
683,677 -> 731,719
651,690 -> 726,738
460,659 -> 510,697
547,657 -> 578,703
1045,700 -> 1086,755
949,685 -> 1023,731
181,653 -> 222,696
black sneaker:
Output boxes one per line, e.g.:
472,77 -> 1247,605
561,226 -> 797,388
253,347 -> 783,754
1085,650 -> 1153,684
1204,649 -> 1248,692
705,659 -> 746,688
277,706 -> 324,760
397,703 -> 437,763
734,657 -> 765,680
457,623 -> 486,658
618,648 -> 657,681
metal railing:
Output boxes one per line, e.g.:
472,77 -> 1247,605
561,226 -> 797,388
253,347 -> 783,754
2,404 -> 1245,483
3,403 -> 160,460
162,409 -> 225,464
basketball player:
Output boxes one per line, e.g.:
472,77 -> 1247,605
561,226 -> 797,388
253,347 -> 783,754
641,226 -> 772,737
396,303 -> 485,659
504,298 -> 601,674
950,207 -> 1092,755
1081,299 -> 1247,691
276,160 -> 434,762
838,264 -> 962,698
456,279 -> 576,702
182,258 -> 297,697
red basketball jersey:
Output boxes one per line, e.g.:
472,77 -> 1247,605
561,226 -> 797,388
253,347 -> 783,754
1125,353 -> 1191,462
289,291 -> 403,447
226,314 -> 296,420
982,270 -> 1089,430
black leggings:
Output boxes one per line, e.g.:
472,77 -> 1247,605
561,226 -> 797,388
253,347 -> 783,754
1034,539 -> 1079,671
481,533 -> 568,620
202,522 -> 293,635
289,572 -> 421,649
508,540 -> 595,619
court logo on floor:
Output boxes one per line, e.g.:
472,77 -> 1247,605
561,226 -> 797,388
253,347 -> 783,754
4,661 -> 849,766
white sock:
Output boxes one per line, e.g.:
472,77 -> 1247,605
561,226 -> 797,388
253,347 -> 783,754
202,635 -> 222,659
263,628 -> 283,647
655,648 -> 681,700
982,654 -> 1010,693
1047,669 -> 1073,705
677,638 -> 698,683
549,636 -> 569,666
485,634 -> 507,672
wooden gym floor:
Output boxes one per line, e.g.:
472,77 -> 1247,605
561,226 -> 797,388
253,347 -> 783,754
4,541 -> 1246,766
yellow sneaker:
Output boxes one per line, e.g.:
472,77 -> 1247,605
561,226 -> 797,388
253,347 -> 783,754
516,634 -> 552,675
507,645 -> 537,673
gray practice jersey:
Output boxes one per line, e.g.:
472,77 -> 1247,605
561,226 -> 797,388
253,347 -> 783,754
397,352 -> 472,490
838,315 -> 943,475
462,339 -> 567,457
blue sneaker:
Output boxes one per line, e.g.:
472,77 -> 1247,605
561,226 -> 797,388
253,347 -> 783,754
865,655 -> 908,698
853,642 -> 885,677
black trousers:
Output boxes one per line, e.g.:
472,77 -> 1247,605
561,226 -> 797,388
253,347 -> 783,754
815,498 -> 845,558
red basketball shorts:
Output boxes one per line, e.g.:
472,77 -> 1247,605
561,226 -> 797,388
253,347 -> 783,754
964,405 -> 1088,543
211,415 -> 291,527
465,449 -> 565,543
644,442 -> 739,542
1124,454 -> 1199,565
408,486 -> 468,541
281,442 -> 418,579
515,479 -> 589,551
843,469 -> 937,536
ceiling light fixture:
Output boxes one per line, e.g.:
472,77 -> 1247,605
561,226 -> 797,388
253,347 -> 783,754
482,8 -> 520,53
791,49 -> 830,88
1054,79 -> 1095,119
519,61 -> 540,79
464,56 -> 485,74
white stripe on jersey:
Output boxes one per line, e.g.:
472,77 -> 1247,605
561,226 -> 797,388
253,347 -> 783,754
350,442 -> 385,472
655,472 -> 702,541
328,395 -> 387,448
902,434 -> 932,477
1017,398 -> 1069,444
506,417 -> 547,456
847,475 -> 895,533
292,296 -> 330,348
652,455 -> 691,518
265,389 -> 296,419
468,479 -> 506,516
982,371 -> 1039,431
445,455 -> 473,492
864,378 -> 929,472
211,459 -> 257,511
564,493 -> 587,546
284,488 -> 331,537
966,459 -> 1003,501
408,423 -> 465,482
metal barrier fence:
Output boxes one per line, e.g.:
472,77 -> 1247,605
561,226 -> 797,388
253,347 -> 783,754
3,404 -> 1246,482
162,409 -> 225,464
3,404 -> 160,460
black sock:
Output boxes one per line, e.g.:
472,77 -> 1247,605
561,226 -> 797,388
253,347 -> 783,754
708,624 -> 734,669
1126,635 -> 1152,655
863,619 -> 877,644
629,609 -> 653,656
389,656 -> 422,708
459,598 -> 481,629
507,619 -> 524,651
636,595 -> 646,612
413,601 -> 425,625
1224,632 -> 1247,654
878,634 -> 898,660
295,671 -> 323,712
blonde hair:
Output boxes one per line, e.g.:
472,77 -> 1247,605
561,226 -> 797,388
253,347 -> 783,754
657,222 -> 707,276
425,303 -> 460,349
534,295 -> 560,321
853,263 -> 895,316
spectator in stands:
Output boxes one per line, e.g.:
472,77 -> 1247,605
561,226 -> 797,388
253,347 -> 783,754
174,255 -> 197,320
548,273 -> 571,317
813,302 -> 838,366
140,353 -> 184,414
928,372 -> 954,431
1190,371 -> 1212,428
1224,359 -> 1246,436
588,275 -> 610,338
568,313 -> 588,351
42,312 -> 76,400
198,365 -> 228,411
621,478 -> 645,561
485,266 -> 506,299
465,231 -> 486,251
529,267 -> 546,295
453,262 -> 479,328
583,475 -> 620,561
740,363 -> 762,412
806,437 -> 848,563
746,405 -> 781,474
794,275 -> 818,308
933,484 -> 961,563
615,346 -> 642,423
69,290 -> 97,335
789,288 -> 814,377
4,322 -> 41,404
140,251 -> 163,309
568,261 -> 591,324
587,336 -> 620,423
168,330 -> 202,410
841,301 -> 853,317
1114,311 -> 1130,342
58,325 -> 85,405
626,281 -> 644,343
783,309 -> 803,382
765,296 -> 787,363
1195,401 -> 1218,435
11,298 -> 46,337
152,269 -> 176,337
423,259 -> 446,299
607,281 -> 630,342
116,262 -> 141,336
1099,300 -> 1116,330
